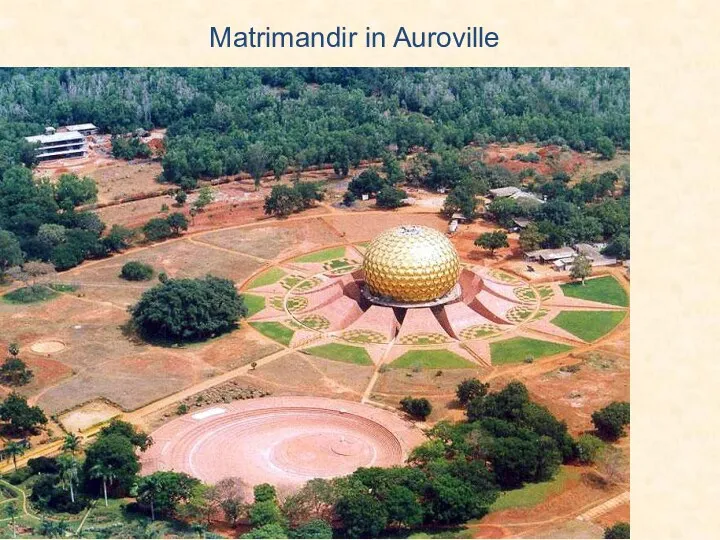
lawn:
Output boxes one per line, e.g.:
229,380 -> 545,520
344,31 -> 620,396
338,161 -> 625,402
242,294 -> 266,317
293,246 -> 346,263
490,337 -> 572,364
560,276 -> 628,307
390,349 -> 475,369
2,285 -> 59,304
551,310 -> 626,341
303,343 -> 373,365
489,467 -> 579,512
249,321 -> 294,346
247,267 -> 286,289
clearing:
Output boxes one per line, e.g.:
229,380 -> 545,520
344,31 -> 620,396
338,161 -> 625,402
551,311 -> 626,342
303,343 -> 373,366
560,276 -> 628,307
490,337 -> 573,365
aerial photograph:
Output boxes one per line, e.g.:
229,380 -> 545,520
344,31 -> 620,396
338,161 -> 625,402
0,67 -> 630,539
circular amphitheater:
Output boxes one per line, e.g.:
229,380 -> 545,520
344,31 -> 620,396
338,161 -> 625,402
140,397 -> 424,492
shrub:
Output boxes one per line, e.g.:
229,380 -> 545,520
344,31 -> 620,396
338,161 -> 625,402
28,456 -> 59,475
575,434 -> 605,464
456,378 -> 489,406
120,261 -> 154,281
142,218 -> 173,242
604,522 -> 630,539
592,402 -> 630,440
6,467 -> 33,485
400,397 -> 432,420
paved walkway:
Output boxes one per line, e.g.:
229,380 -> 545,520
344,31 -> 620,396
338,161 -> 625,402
576,490 -> 629,521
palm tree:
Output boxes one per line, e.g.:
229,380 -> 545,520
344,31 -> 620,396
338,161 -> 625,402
57,454 -> 79,503
5,501 -> 18,539
4,441 -> 25,471
62,432 -> 81,456
89,463 -> 116,507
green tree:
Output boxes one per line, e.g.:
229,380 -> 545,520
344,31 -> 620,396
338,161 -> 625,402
62,433 -> 81,456
442,184 -> 478,220
335,488 -> 388,538
175,190 -> 188,206
102,224 -> 134,252
400,396 -> 432,420
130,275 -> 247,342
246,143 -> 270,190
602,233 -> 630,260
166,212 -> 189,235
4,501 -> 18,538
294,182 -> 325,209
569,254 -> 592,284
0,230 -> 23,279
120,261 -> 154,281
575,434 -> 605,464
142,218 -> 173,242
596,136 -> 616,160
347,168 -> 386,197
382,154 -> 405,184
0,356 -> 33,387
136,471 -> 201,519
604,522 -> 630,538
54,174 -> 98,209
518,222 -> 547,252
376,186 -> 407,209
289,519 -> 333,539
264,185 -> 302,218
456,378 -> 489,406
192,186 -> 215,212
592,402 -> 630,440
99,420 -> 153,451
57,453 -> 80,503
3,441 -> 25,471
241,523 -> 288,539
0,393 -> 47,434
474,230 -> 509,256
82,433 -> 140,494
89,462 -> 116,506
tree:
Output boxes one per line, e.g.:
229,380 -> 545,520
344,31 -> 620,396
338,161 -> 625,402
192,186 -> 215,212
208,477 -> 246,526
62,433 -> 81,456
54,174 -> 98,209
487,198 -> 520,227
4,501 -> 18,538
57,453 -> 80,503
569,254 -> 592,284
575,434 -> 605,464
175,190 -> 188,206
596,136 -> 616,160
130,275 -> 247,342
246,143 -> 270,190
474,230 -> 509,256
294,182 -> 325,209
136,471 -> 201,519
82,433 -> 140,494
272,155 -> 289,181
335,488 -> 388,538
289,519 -> 333,539
400,396 -> 432,420
347,168 -> 386,197
487,436 -> 540,489
3,441 -> 25,471
442,184 -> 478,220
102,224 -> 134,252
264,185 -> 302,218
382,153 -> 405,184
0,355 -> 33,387
89,462 -> 116,507
602,233 -> 630,260
604,522 -> 630,538
376,186 -> 407,209
518,223 -> 547,252
241,523 -> 288,539
166,212 -> 189,235
120,261 -> 154,281
0,230 -> 23,279
0,393 -> 47,434
142,218 -> 173,242
592,402 -> 630,440
99,419 -> 153,451
456,378 -> 489,406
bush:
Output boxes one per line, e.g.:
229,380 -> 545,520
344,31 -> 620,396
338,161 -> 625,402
456,378 -> 489,406
130,275 -> 247,342
2,285 -> 57,304
376,186 -> 407,209
6,467 -> 33,485
604,522 -> 630,539
28,456 -> 59,475
400,397 -> 432,420
142,218 -> 173,242
575,434 -> 604,464
120,261 -> 154,281
592,402 -> 630,440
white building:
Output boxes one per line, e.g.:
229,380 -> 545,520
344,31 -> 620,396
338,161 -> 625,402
24,131 -> 86,161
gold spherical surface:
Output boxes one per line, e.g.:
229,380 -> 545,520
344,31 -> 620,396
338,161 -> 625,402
363,225 -> 460,303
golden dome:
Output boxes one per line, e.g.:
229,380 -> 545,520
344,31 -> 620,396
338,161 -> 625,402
363,225 -> 460,303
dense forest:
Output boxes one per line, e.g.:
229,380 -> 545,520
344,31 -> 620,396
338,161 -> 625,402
0,68 -> 629,273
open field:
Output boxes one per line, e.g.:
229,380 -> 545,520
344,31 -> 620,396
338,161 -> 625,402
303,343 -> 373,366
390,349 -> 476,369
560,276 -> 629,307
490,337 -> 573,365
551,310 -> 627,341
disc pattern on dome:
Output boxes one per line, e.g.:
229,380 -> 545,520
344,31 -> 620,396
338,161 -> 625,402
363,225 -> 460,303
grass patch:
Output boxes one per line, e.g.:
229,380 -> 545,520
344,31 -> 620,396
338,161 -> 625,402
390,349 -> 475,369
489,467 -> 580,512
2,285 -> 59,304
551,310 -> 626,341
242,294 -> 266,317
247,267 -> 286,289
48,282 -> 79,293
490,337 -> 572,365
303,343 -> 373,365
294,246 -> 346,263
560,276 -> 628,307
249,321 -> 294,346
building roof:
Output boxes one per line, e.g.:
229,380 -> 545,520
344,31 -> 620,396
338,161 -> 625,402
510,191 -> 545,204
489,186 -> 521,198
64,123 -> 97,131
526,247 -> 577,261
25,131 -> 85,145
513,217 -> 531,228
